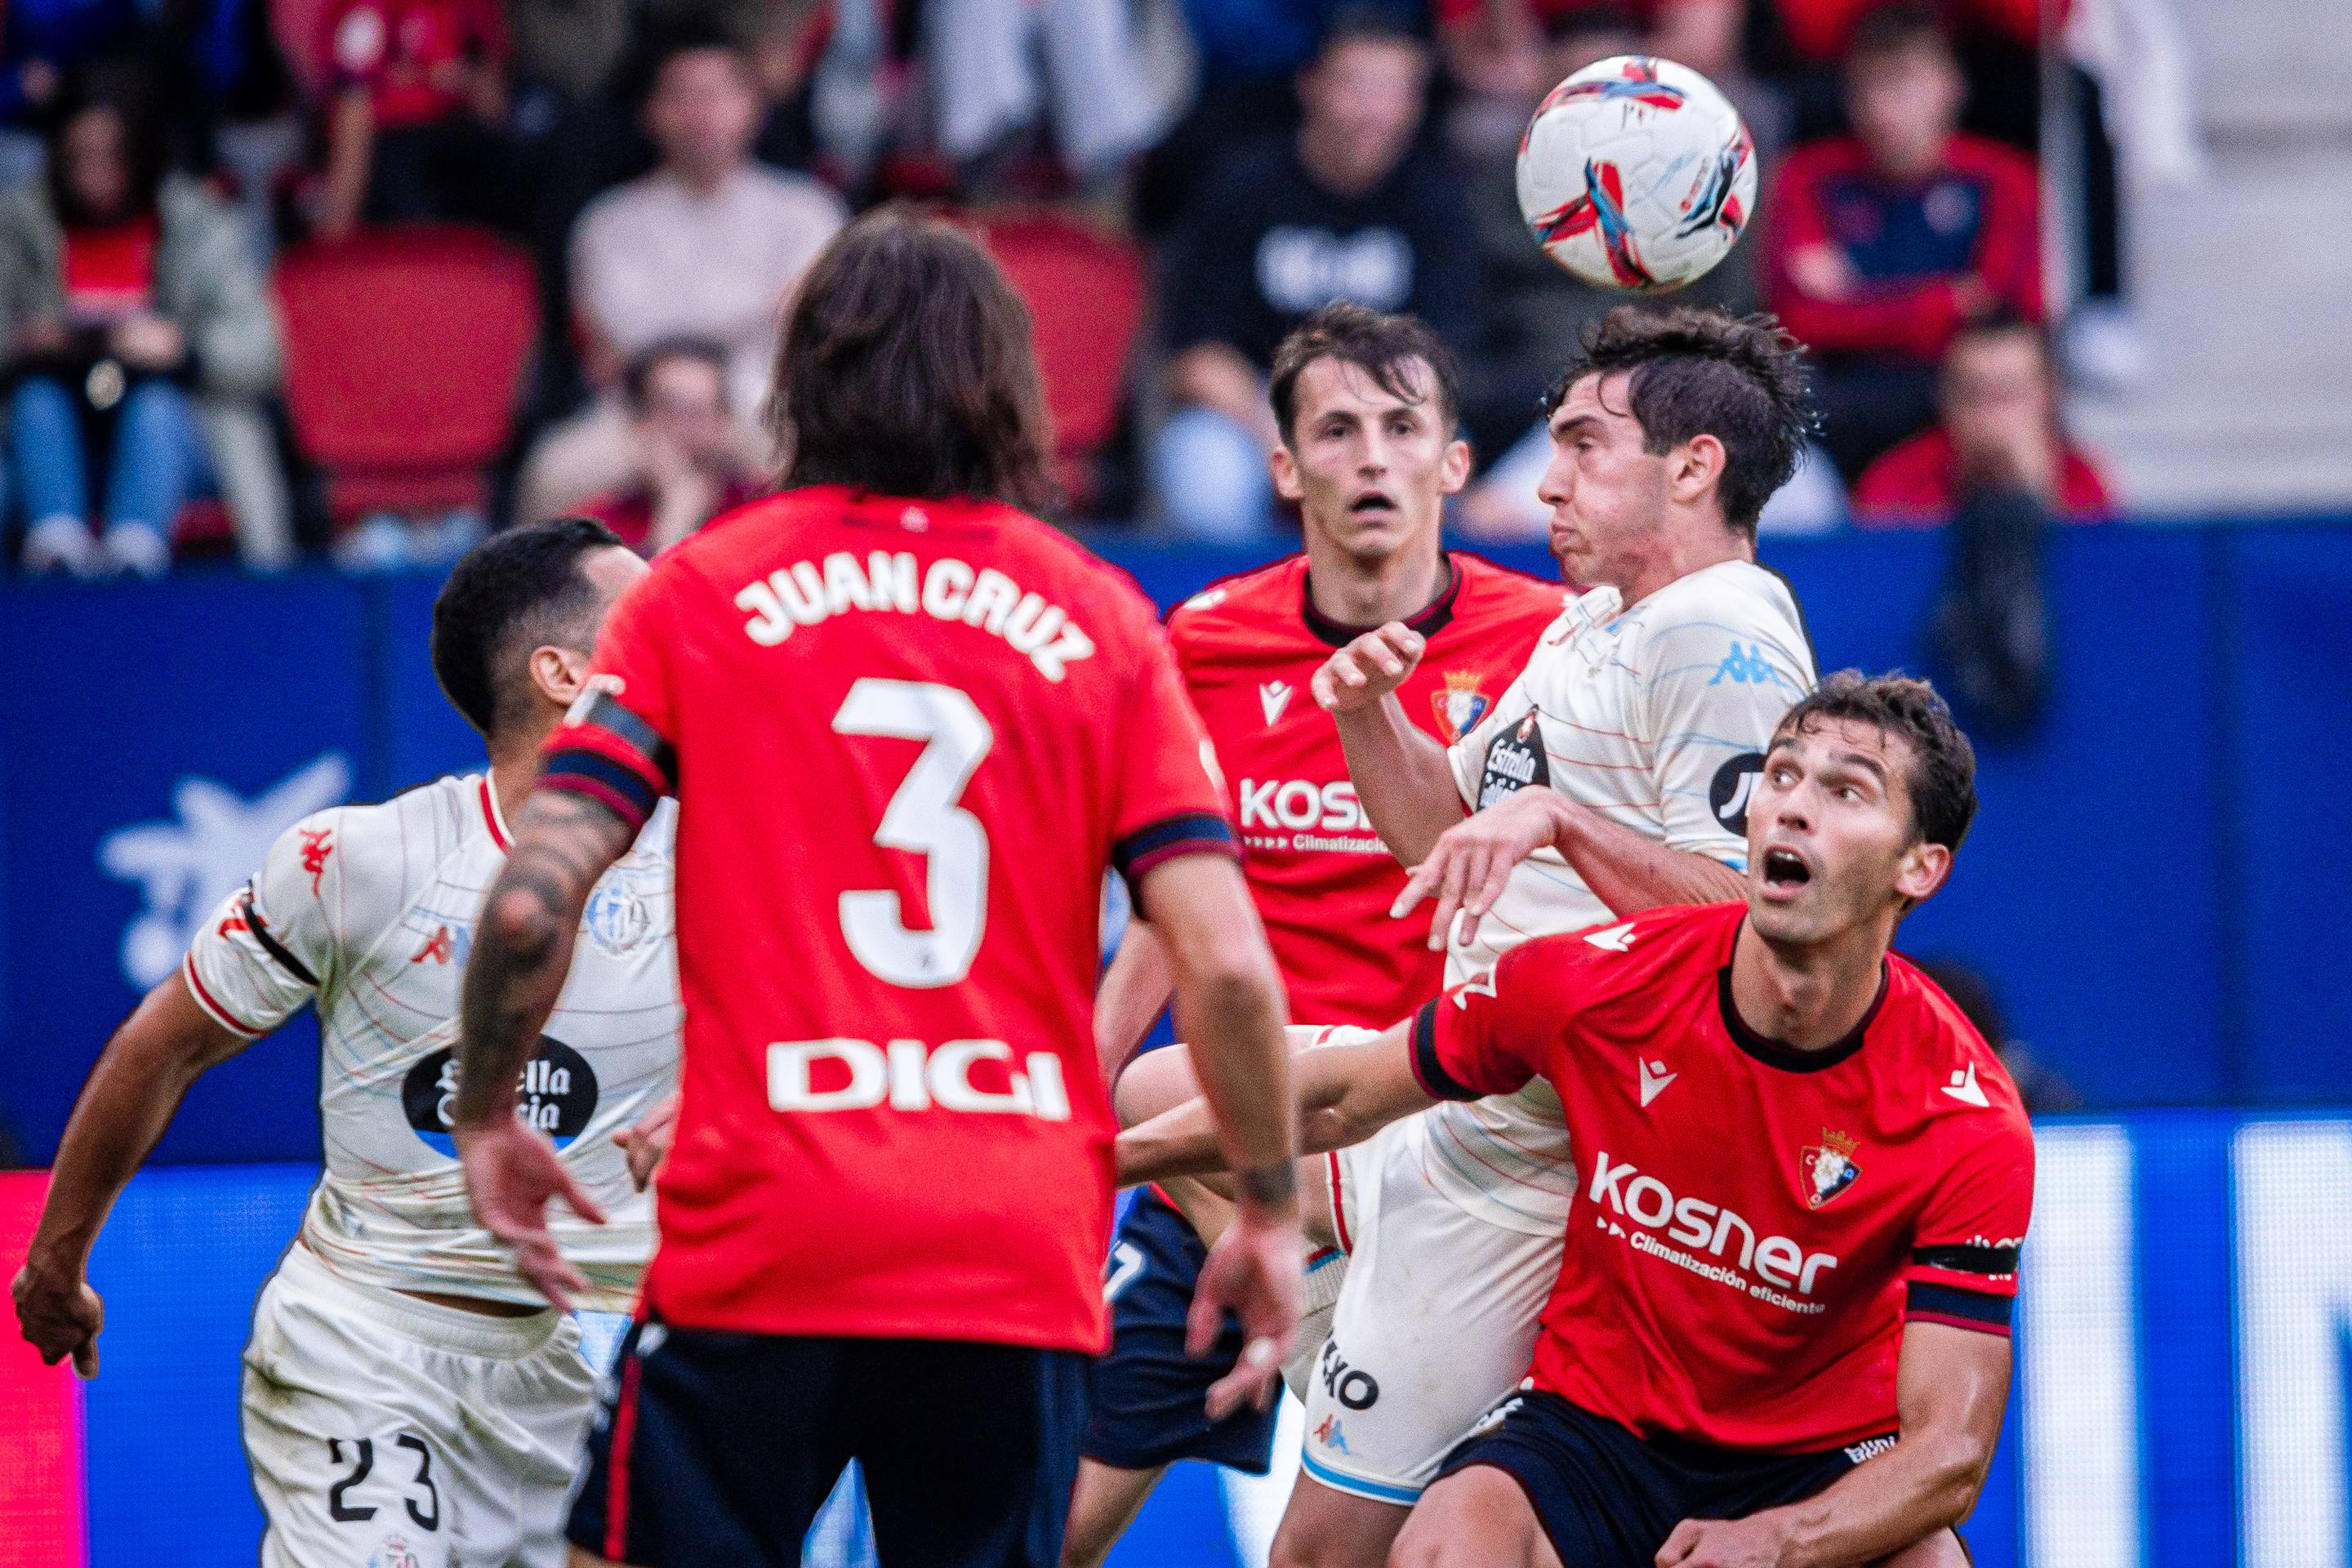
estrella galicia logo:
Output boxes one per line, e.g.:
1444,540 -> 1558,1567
1709,751 -> 1765,835
1477,714 -> 1550,809
401,1036 -> 599,1156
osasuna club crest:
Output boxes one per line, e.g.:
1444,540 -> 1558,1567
1429,670 -> 1491,741
1801,1130 -> 1861,1209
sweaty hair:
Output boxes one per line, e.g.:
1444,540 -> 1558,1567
623,335 -> 732,413
1268,302 -> 1461,445
431,518 -> 625,737
1547,305 -> 1815,536
768,207 -> 1058,514
1846,2 -> 1951,67
1771,670 -> 1979,851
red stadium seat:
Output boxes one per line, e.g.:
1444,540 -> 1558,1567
275,225 -> 538,522
954,210 -> 1145,507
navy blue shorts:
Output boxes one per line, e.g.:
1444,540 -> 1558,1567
568,1321 -> 1089,1567
1080,1187 -> 1279,1474
1438,1390 -> 1897,1568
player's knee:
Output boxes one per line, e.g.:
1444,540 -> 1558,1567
1388,1468 -> 1541,1568
1269,1493 -> 1397,1568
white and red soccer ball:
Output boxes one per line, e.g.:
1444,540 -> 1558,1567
1515,56 -> 1757,293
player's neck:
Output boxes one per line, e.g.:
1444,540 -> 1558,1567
1301,535 -> 1449,629
1614,516 -> 1753,610
486,725 -> 558,831
1728,920 -> 1888,1054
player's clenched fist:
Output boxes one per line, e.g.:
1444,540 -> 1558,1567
11,1259 -> 103,1377
1312,622 -> 1426,714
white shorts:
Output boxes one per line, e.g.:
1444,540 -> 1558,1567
241,1243 -> 602,1568
1298,1114 -> 1563,1505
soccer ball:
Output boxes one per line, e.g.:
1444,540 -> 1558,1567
1515,56 -> 1757,293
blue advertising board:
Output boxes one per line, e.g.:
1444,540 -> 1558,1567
22,1111 -> 2348,1566
2,519 -> 2349,1160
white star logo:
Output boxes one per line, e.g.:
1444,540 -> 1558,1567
97,753 -> 350,987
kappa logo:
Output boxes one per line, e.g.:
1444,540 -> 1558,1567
1259,679 -> 1296,725
409,925 -> 454,965
1637,1057 -> 1677,1107
1584,922 -> 1637,952
1708,642 -> 1784,687
1942,1062 -> 1992,1108
1312,1414 -> 1352,1453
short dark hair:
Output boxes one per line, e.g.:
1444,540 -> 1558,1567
431,518 -> 626,737
624,335 -> 731,412
1846,2 -> 1951,67
1944,308 -> 2053,372
768,207 -> 1058,514
1268,303 -> 1461,445
46,66 -> 166,225
1314,5 -> 1428,60
1771,670 -> 1979,852
1546,305 -> 1814,535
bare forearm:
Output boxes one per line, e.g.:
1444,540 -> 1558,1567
1765,1434 -> 1988,1567
1338,697 -> 1466,866
1116,1031 -> 1423,1185
1553,801 -> 1745,914
455,792 -> 630,1125
320,91 -> 373,232
30,982 -> 241,1271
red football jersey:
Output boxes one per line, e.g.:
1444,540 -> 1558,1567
1168,554 -> 1565,1027
542,485 -> 1237,1353
1416,902 -> 2034,1451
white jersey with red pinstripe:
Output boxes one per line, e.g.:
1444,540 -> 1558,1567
1419,560 -> 1815,1234
184,772 -> 679,1312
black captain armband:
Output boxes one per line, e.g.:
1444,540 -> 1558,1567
1905,1282 -> 2014,1336
1410,1003 -> 1481,1102
239,885 -> 317,987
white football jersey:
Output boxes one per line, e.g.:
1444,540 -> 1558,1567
1419,559 -> 1815,1233
185,773 -> 679,1311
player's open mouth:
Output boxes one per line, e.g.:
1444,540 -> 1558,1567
1349,492 -> 1398,516
1762,847 -> 1811,889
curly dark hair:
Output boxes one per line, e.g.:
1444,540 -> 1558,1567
1268,302 -> 1461,445
431,517 -> 626,737
1771,670 -> 1979,852
1546,305 -> 1815,535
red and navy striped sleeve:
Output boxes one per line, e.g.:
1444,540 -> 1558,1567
539,572 -> 682,832
1903,1092 -> 2036,1337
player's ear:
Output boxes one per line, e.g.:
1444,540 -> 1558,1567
1891,838 -> 1952,909
529,644 -> 593,712
1268,437 -> 1304,504
1668,433 -> 1727,510
1438,436 -> 1472,497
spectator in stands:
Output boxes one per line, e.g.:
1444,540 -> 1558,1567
313,0 -> 514,238
577,337 -> 765,555
517,29 -> 845,523
1437,0 -> 1745,158
1,77 -> 289,576
1152,10 -> 1476,539
1855,313 -> 2111,523
1762,3 -> 2039,480
0,0 -> 145,190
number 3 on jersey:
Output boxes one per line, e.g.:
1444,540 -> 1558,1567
832,678 -> 994,988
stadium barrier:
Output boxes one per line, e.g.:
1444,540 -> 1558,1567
7,519 -> 2350,1165
4,1109 -> 2348,1566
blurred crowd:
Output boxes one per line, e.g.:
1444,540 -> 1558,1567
0,0 -> 2131,574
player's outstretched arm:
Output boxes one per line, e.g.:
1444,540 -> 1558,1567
1655,1321 -> 2010,1568
1141,852 -> 1303,1416
452,788 -> 635,1309
1314,624 -> 1466,865
12,975 -> 252,1376
1115,1021 -> 1434,1185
